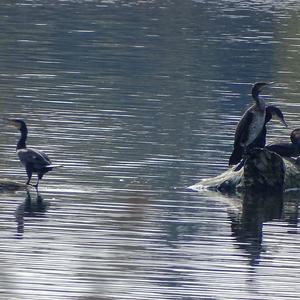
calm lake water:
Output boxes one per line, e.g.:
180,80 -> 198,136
1,1 -> 300,299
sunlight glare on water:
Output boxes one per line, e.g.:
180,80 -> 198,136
0,0 -> 300,299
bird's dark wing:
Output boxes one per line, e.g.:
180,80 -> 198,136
37,149 -> 52,164
234,109 -> 254,147
229,144 -> 244,166
17,148 -> 52,169
229,108 -> 254,166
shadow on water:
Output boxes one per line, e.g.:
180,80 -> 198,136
227,190 -> 300,266
14,190 -> 50,238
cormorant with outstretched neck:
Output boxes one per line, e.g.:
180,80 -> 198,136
229,82 -> 274,166
230,105 -> 287,167
8,119 -> 60,190
266,128 -> 300,158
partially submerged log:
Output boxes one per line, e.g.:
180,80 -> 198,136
189,148 -> 300,193
0,179 -> 25,192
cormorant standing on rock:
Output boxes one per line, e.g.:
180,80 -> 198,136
229,82 -> 274,166
231,105 -> 287,167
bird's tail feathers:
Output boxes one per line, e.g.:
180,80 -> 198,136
45,164 -> 63,170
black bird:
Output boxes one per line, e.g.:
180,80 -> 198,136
232,106 -> 287,171
251,105 -> 287,148
8,119 -> 60,190
229,82 -> 274,166
266,128 -> 300,158
230,105 -> 287,167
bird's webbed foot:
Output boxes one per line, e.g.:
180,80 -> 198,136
26,183 -> 39,191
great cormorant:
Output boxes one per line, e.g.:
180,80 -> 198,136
229,82 -> 274,166
266,128 -> 300,157
230,105 -> 287,166
8,119 -> 60,190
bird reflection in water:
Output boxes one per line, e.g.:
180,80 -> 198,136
229,190 -> 299,266
15,191 -> 50,238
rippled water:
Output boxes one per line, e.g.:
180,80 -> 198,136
1,1 -> 300,299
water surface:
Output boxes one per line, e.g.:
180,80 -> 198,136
1,1 -> 300,299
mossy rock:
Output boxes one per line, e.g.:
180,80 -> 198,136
189,148 -> 300,194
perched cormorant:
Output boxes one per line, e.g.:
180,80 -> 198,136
229,82 -> 274,166
8,119 -> 60,190
266,128 -> 300,157
230,105 -> 287,167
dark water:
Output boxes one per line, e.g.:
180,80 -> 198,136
0,1 -> 300,299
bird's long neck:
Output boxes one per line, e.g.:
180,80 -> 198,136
252,91 -> 265,110
17,126 -> 28,150
264,108 -> 272,124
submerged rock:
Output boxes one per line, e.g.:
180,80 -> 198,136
0,179 -> 25,192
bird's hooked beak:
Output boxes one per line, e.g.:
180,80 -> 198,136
5,118 -> 22,130
252,81 -> 275,100
279,117 -> 288,128
259,81 -> 275,92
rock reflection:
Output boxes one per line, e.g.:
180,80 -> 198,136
282,191 -> 300,234
14,191 -> 50,238
229,190 -> 299,266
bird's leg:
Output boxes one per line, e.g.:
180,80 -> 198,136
25,165 -> 33,186
32,174 -> 43,192
25,166 -> 40,191
30,177 -> 40,192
